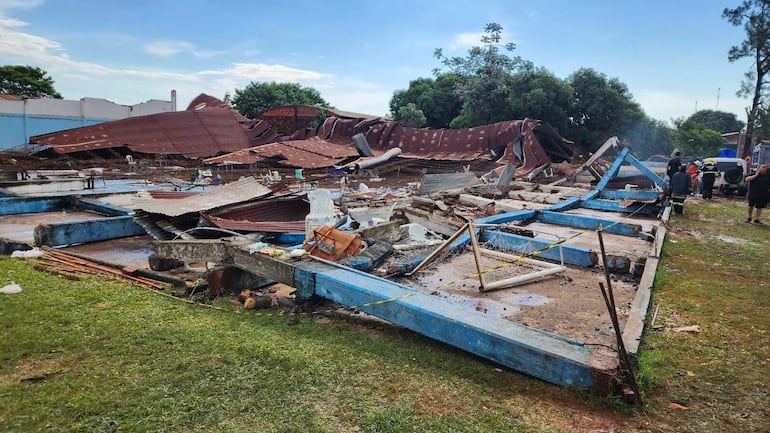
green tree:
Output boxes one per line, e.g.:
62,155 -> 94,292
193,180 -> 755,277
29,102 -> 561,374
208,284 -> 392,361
389,74 -> 463,128
395,103 -> 427,127
232,81 -> 331,119
434,23 -> 529,127
723,0 -> 770,155
680,109 -> 745,133
508,66 -> 573,134
567,68 -> 645,151
0,65 -> 62,98
674,128 -> 727,157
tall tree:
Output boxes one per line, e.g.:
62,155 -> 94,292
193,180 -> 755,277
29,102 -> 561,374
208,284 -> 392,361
681,109 -> 746,133
433,23 -> 528,127
232,81 -> 330,119
508,66 -> 573,134
567,68 -> 645,151
723,0 -> 770,156
0,65 -> 62,98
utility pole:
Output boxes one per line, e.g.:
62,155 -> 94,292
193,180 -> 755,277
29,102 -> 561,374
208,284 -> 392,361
716,88 -> 720,110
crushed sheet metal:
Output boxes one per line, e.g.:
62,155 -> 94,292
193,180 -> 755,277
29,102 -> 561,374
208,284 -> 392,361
204,138 -> 359,168
200,195 -> 310,233
208,114 -> 576,171
131,176 -> 273,217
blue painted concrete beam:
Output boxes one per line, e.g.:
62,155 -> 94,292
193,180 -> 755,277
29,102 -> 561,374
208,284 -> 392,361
599,190 -> 662,201
479,230 -> 598,267
76,198 -> 132,217
0,196 -> 68,215
595,147 -> 630,191
34,216 -> 146,247
548,197 -> 581,212
581,199 -> 659,216
294,259 -> 617,389
538,210 -> 642,237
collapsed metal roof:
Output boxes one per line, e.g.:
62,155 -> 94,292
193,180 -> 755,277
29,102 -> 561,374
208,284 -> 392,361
27,94 -> 577,173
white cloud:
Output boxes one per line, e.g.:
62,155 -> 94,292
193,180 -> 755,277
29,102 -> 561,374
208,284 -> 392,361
144,40 -> 228,58
0,0 -> 43,15
144,40 -> 196,57
448,30 -> 517,52
0,9 -> 390,115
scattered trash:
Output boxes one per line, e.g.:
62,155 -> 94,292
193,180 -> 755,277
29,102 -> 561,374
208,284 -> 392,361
0,282 -> 23,294
10,248 -> 43,259
672,325 -> 701,333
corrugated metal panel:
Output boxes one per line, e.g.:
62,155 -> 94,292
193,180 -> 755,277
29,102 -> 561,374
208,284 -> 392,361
131,176 -> 273,217
31,108 -> 253,157
204,138 -> 357,168
200,195 -> 310,233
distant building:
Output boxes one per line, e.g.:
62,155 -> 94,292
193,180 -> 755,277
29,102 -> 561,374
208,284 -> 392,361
0,91 -> 177,151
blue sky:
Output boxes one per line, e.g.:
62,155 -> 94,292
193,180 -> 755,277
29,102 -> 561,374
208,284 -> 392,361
0,0 -> 754,127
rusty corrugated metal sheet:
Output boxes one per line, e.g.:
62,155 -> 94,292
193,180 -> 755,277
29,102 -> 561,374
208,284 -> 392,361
200,195 -> 310,233
30,108 -> 253,157
204,138 -> 358,168
131,176 -> 273,217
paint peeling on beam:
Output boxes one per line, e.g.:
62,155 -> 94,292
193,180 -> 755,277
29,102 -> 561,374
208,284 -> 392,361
0,196 -> 68,215
34,216 -> 146,247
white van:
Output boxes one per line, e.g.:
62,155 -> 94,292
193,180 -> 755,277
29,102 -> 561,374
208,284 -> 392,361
698,157 -> 748,196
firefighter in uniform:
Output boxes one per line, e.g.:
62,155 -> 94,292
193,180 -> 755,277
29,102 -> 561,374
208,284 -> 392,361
699,159 -> 719,199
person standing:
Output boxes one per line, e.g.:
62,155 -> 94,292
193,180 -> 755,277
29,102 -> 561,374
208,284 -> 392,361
687,160 -> 701,195
745,164 -> 770,224
667,150 -> 683,178
669,165 -> 692,215
699,159 -> 719,199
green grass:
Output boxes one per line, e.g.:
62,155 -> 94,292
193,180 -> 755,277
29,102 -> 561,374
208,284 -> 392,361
1,196 -> 768,432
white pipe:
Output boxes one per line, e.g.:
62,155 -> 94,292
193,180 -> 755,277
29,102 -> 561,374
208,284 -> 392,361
480,265 -> 567,292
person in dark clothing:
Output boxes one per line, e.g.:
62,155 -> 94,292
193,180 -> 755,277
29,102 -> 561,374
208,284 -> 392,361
669,165 -> 692,215
699,159 -> 719,199
667,150 -> 683,178
745,164 -> 770,224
